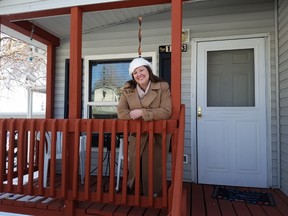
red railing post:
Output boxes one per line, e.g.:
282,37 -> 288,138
170,105 -> 185,216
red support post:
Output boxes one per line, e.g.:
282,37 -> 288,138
65,7 -> 83,215
171,0 -> 183,119
46,44 -> 55,119
69,7 -> 83,119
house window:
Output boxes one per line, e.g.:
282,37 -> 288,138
84,53 -> 156,119
88,60 -> 130,119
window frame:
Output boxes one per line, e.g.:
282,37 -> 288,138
83,52 -> 157,118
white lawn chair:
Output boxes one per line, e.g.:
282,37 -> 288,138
115,138 -> 124,191
37,132 -> 86,187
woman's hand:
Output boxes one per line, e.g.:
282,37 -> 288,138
129,109 -> 143,119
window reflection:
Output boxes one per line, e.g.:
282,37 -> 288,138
88,58 -> 152,119
88,60 -> 131,119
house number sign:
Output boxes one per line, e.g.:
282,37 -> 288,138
159,44 -> 187,53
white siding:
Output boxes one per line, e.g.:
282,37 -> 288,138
278,0 -> 288,195
54,0 -> 276,183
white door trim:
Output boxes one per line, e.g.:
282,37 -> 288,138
190,34 -> 272,186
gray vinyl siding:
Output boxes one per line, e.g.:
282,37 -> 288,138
278,0 -> 288,195
54,0 -> 277,184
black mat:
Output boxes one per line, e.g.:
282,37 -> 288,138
212,186 -> 276,206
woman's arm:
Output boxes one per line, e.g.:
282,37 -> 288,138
117,92 -> 132,120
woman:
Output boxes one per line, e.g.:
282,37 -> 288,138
117,57 -> 172,195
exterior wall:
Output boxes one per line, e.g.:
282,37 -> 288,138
278,0 -> 288,195
54,0 -> 277,183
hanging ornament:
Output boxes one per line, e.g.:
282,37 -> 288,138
29,25 -> 35,62
29,46 -> 34,61
138,16 -> 142,57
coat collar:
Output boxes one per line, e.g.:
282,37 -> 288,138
126,82 -> 161,108
141,82 -> 160,106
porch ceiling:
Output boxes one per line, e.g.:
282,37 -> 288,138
0,0 -> 265,47
28,4 -> 172,40
0,0 -> 206,46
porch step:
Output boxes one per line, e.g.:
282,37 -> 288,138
0,193 -> 168,216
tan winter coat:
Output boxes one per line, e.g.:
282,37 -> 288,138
117,81 -> 172,121
117,81 -> 172,195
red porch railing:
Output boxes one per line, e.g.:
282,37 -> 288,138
0,104 -> 185,215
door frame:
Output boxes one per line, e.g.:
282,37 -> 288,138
190,34 -> 272,186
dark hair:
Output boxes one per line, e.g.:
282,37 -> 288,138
125,65 -> 163,89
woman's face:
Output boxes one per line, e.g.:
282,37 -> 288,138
132,66 -> 150,89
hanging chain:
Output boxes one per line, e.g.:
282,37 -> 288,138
138,16 -> 142,57
30,25 -> 35,41
29,25 -> 35,61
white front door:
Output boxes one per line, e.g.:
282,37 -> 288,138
197,38 -> 267,187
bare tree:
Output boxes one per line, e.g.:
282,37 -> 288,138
0,33 -> 46,91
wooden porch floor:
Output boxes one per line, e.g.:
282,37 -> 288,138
0,182 -> 288,216
186,183 -> 288,216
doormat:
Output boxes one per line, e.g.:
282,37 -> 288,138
212,186 -> 276,206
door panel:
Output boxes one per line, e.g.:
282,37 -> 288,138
197,38 -> 267,187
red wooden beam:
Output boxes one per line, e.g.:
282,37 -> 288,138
0,7 -> 70,21
1,19 -> 59,46
171,0 -> 182,119
12,21 -> 60,46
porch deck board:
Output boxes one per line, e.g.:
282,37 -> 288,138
233,202 -> 252,216
112,204 -> 132,216
47,198 -> 65,211
125,205 -> 146,216
24,196 -> 47,208
2,194 -> 25,206
272,190 -> 288,215
86,202 -> 106,214
35,197 -> 56,209
246,204 -> 267,216
13,197 -> 31,207
190,183 -> 288,216
190,183 -> 206,216
0,182 -> 288,215
142,207 -> 161,215
203,185 -> 222,216
218,200 -> 237,216
99,203 -> 119,216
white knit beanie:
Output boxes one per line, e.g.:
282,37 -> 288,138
129,57 -> 152,75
